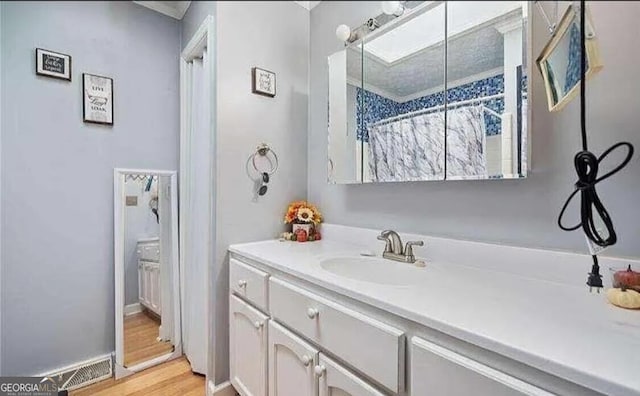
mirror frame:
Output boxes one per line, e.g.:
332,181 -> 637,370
537,4 -> 602,112
113,168 -> 182,379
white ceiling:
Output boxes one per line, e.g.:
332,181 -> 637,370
293,1 -> 322,11
133,1 -> 191,19
136,1 -> 320,18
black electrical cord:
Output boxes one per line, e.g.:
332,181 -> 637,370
557,0 -> 634,291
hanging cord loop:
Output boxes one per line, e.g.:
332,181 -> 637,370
557,0 -> 634,291
558,143 -> 634,240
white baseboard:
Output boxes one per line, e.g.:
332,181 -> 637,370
208,380 -> 235,396
124,303 -> 142,316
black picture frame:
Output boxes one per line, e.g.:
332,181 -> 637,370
251,67 -> 276,97
82,73 -> 114,125
35,48 -> 72,81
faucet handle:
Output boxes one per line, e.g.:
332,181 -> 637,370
377,234 -> 393,253
404,240 -> 424,257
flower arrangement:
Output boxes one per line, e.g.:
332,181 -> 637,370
284,200 -> 322,225
282,201 -> 323,242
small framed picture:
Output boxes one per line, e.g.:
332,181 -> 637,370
252,67 -> 276,97
35,48 -> 71,81
83,73 -> 114,125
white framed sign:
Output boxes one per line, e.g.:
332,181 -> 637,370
83,73 -> 114,125
251,67 -> 276,97
35,48 -> 71,81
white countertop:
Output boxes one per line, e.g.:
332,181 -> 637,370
229,238 -> 640,396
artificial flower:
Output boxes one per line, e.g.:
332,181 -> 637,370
297,208 -> 314,223
283,200 -> 323,225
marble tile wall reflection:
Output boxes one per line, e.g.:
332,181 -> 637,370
357,73 -> 505,143
367,106 -> 487,182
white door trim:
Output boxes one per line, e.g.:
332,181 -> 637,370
208,380 -> 235,396
180,15 -> 216,377
113,168 -> 181,379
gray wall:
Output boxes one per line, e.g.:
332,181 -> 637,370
212,1 -> 309,384
181,1 -> 309,383
0,1 -> 179,375
181,1 -> 215,48
309,1 -> 640,258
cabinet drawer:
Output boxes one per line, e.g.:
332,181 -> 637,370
411,337 -> 554,396
231,259 -> 269,311
269,277 -> 404,393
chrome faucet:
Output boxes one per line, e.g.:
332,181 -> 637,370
377,230 -> 424,263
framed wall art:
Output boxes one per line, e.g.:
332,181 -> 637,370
35,48 -> 71,81
251,67 -> 276,97
83,73 -> 114,125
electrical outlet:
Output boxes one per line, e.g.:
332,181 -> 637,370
126,196 -> 138,206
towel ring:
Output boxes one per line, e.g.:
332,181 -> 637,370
251,143 -> 279,175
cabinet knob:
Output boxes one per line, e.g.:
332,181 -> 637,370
314,365 -> 326,377
301,355 -> 313,367
237,280 -> 247,288
306,308 -> 319,319
254,321 -> 263,330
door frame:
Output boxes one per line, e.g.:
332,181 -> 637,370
113,168 -> 181,379
180,15 -> 216,377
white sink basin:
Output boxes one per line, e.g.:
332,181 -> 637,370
319,256 -> 424,286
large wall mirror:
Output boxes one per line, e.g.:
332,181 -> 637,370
113,169 -> 181,378
328,1 -> 531,184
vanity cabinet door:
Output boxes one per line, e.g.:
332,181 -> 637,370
148,263 -> 160,314
411,337 -> 554,396
316,354 -> 385,396
269,321 -> 318,396
230,295 -> 268,396
144,263 -> 152,307
155,264 -> 162,313
138,260 -> 146,306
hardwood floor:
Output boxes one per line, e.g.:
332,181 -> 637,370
71,357 -> 205,396
124,311 -> 173,367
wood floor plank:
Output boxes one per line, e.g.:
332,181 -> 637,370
70,357 -> 204,396
123,311 -> 173,367
92,361 -> 189,396
128,371 -> 204,396
72,359 -> 186,396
